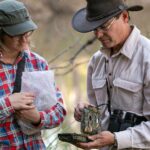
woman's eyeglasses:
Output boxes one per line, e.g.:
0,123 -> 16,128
5,31 -> 33,39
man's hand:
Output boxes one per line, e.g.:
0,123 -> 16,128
9,92 -> 35,110
74,131 -> 115,149
74,102 -> 90,122
16,107 -> 41,125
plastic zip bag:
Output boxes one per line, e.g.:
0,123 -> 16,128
21,70 -> 57,110
17,70 -> 57,135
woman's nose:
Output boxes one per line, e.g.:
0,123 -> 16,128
20,34 -> 29,42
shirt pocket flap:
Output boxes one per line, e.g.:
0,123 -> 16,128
113,78 -> 142,92
92,78 -> 106,89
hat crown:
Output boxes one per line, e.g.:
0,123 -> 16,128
72,0 -> 143,33
0,0 -> 30,26
86,0 -> 125,21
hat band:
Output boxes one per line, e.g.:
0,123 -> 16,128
87,4 -> 127,21
0,8 -> 30,26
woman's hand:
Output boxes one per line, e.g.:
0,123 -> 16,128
9,92 -> 35,110
16,107 -> 41,125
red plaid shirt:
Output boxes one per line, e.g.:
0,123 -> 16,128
0,50 -> 66,150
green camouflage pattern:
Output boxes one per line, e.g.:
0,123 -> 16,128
58,105 -> 101,144
58,133 -> 92,143
81,105 -> 101,135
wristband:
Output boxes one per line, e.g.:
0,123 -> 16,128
113,133 -> 118,147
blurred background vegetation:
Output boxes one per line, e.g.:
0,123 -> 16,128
20,0 -> 150,149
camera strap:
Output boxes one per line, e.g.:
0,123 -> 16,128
105,58 -> 111,116
12,56 -> 25,93
106,78 -> 111,115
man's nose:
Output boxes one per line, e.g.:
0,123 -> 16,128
94,29 -> 104,38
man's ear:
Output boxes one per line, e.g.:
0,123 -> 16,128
122,10 -> 130,23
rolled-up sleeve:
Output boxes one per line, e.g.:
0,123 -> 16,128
38,87 -> 66,129
0,96 -> 15,121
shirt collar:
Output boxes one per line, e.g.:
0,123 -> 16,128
120,26 -> 140,59
14,50 -> 30,64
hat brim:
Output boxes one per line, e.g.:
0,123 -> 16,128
72,5 -> 143,33
2,19 -> 37,36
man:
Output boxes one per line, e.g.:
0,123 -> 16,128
72,0 -> 150,149
0,0 -> 66,149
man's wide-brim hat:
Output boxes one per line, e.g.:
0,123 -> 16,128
72,0 -> 143,33
0,0 -> 37,36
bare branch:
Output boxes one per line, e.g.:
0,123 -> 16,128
55,60 -> 89,76
50,63 -> 70,70
48,36 -> 97,76
48,38 -> 82,64
69,36 -> 97,63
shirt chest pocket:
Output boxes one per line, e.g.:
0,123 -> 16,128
92,78 -> 108,104
112,78 -> 143,110
113,78 -> 142,92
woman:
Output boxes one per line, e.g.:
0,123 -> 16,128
0,0 -> 66,149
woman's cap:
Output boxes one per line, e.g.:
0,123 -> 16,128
0,0 -> 37,36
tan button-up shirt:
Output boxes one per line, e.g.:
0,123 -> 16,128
87,26 -> 150,149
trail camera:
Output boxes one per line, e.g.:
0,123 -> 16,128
58,133 -> 93,144
81,105 -> 101,135
58,105 -> 101,143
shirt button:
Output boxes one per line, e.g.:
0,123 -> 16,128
106,60 -> 109,63
109,73 -> 112,76
110,86 -> 112,89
